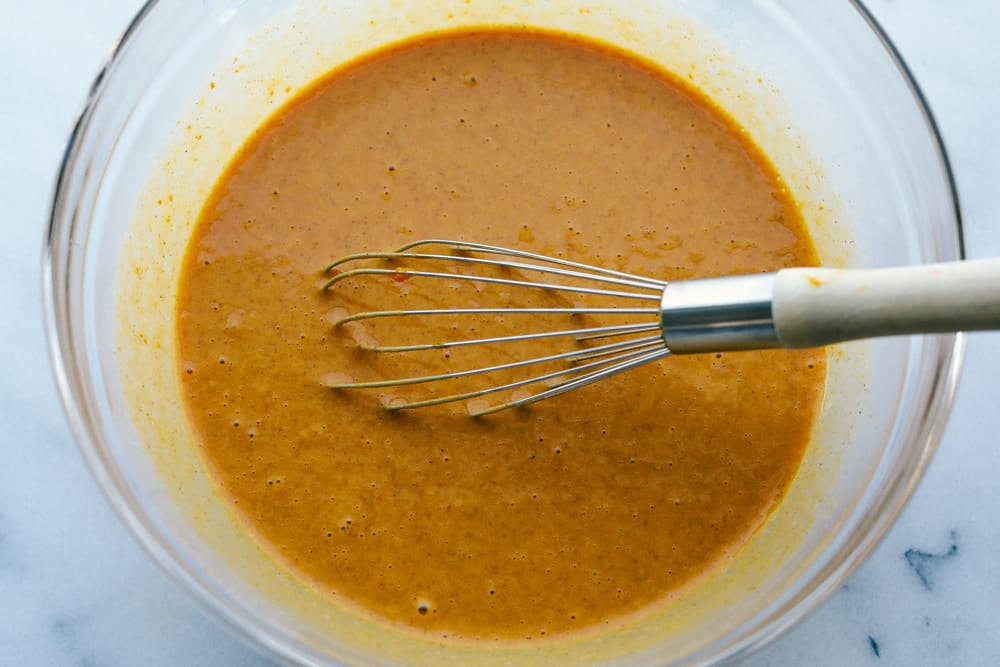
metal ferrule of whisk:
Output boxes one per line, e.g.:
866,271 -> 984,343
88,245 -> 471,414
658,273 -> 781,353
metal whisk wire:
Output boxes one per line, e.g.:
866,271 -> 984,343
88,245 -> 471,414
322,240 -> 671,416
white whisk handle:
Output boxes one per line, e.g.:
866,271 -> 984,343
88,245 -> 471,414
773,258 -> 1000,348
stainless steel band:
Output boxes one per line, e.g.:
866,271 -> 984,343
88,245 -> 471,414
659,273 -> 781,353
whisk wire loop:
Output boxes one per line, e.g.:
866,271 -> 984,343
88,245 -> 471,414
325,251 -> 665,294
348,321 -> 661,353
390,240 -> 667,289
353,343 -> 670,416
323,239 -> 671,414
324,267 -> 661,302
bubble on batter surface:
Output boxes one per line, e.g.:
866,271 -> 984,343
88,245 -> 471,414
415,597 -> 434,616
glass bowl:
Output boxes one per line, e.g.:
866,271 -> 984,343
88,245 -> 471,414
44,1 -> 963,665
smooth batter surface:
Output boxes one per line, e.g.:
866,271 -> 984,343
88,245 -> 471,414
176,30 -> 825,641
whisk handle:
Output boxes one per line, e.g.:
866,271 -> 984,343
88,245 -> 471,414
773,258 -> 1000,348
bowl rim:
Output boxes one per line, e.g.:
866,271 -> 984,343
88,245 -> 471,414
41,1 -> 965,665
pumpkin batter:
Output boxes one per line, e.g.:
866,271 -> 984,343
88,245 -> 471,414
176,29 -> 825,642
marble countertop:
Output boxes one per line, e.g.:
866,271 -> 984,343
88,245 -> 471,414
3,1 -> 998,665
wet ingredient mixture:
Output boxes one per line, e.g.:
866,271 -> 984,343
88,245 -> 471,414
176,29 -> 826,642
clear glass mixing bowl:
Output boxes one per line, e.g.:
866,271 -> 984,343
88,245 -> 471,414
44,1 -> 963,665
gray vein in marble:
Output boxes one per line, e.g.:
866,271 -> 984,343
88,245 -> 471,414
51,608 -> 111,667
0,510 -> 11,572
867,634 -> 880,658
0,503 -> 29,576
904,530 -> 959,591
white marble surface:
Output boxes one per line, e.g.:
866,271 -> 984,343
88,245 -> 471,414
3,1 -> 999,664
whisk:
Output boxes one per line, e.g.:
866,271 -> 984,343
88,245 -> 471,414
323,240 -> 1000,416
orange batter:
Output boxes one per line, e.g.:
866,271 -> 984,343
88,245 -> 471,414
176,29 -> 825,642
